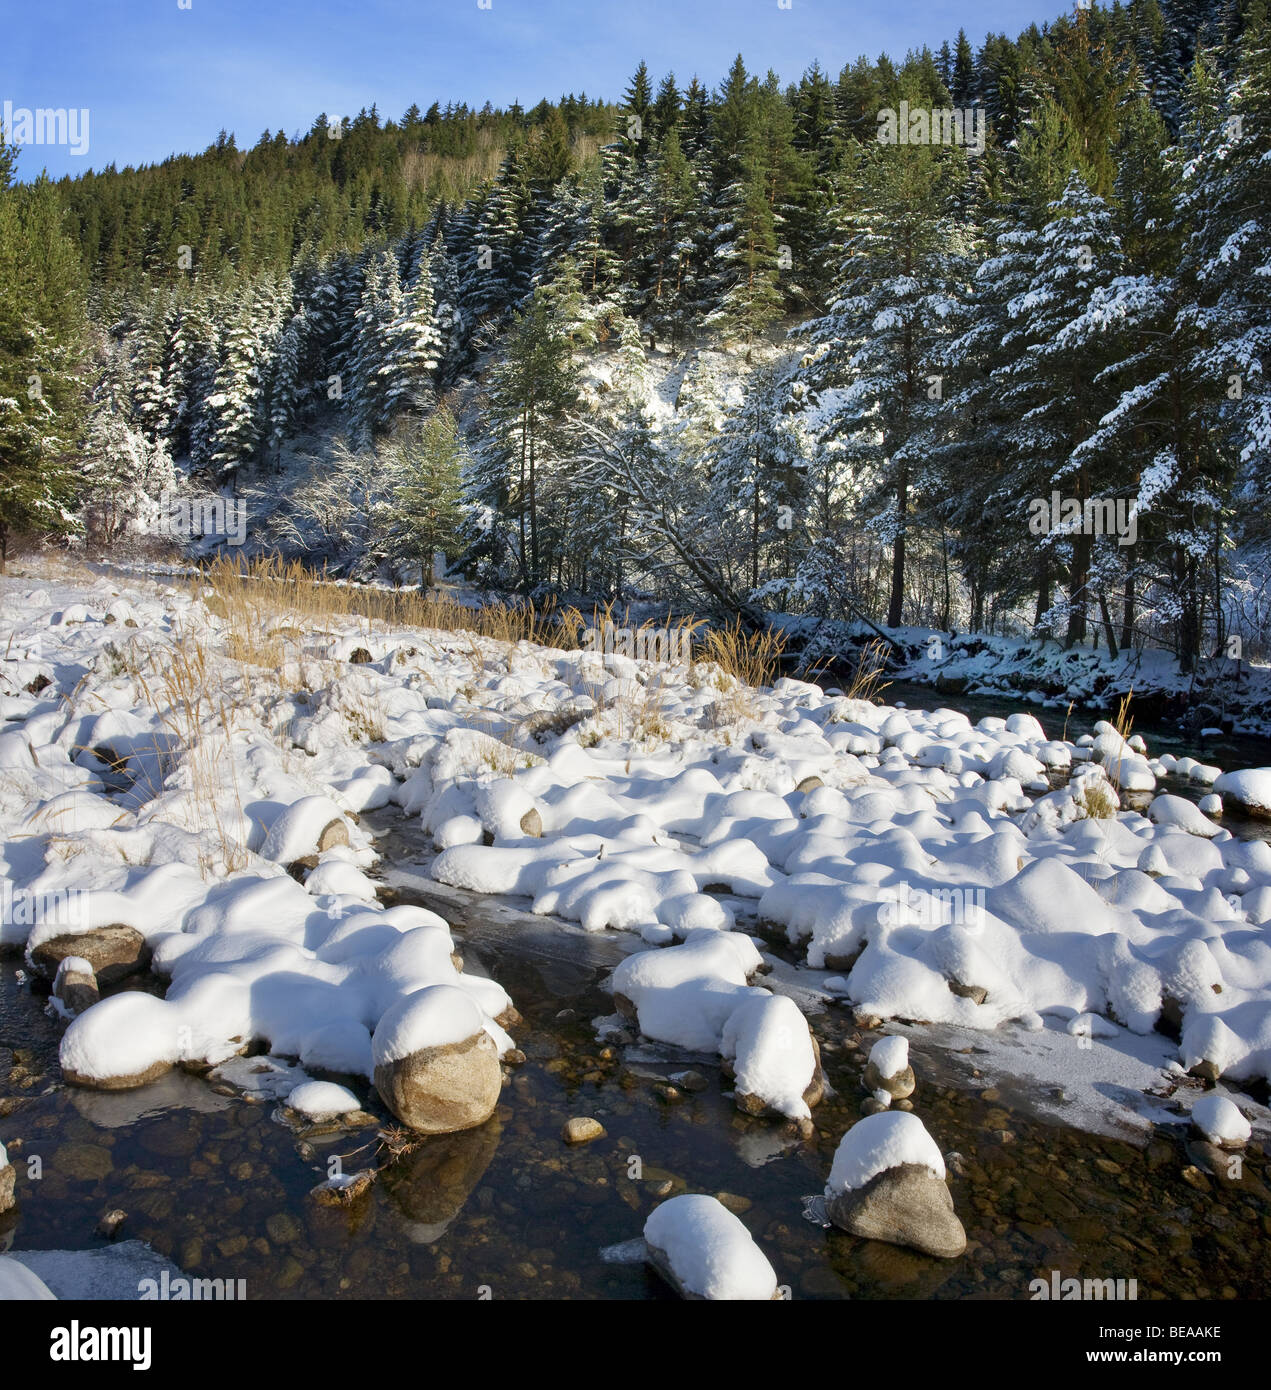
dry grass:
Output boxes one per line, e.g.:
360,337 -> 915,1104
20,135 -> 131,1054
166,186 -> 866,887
694,618 -> 786,689
841,637 -> 893,704
197,555 -> 588,657
113,628 -> 251,876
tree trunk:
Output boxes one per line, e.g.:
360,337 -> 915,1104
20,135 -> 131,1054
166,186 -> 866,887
887,464 -> 908,629
1066,529 -> 1091,648
1120,566 -> 1135,652
1098,591 -> 1118,660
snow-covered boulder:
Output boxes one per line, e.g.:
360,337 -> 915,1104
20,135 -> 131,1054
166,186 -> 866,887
52,955 -> 98,1016
1190,1093 -> 1251,1149
720,994 -> 823,1121
28,925 -> 150,987
1147,794 -> 1221,838
643,1195 -> 779,1300
825,1111 -> 966,1258
1213,768 -> 1271,820
610,931 -> 767,1052
863,1035 -> 915,1102
372,985 -> 503,1134
285,1081 -> 363,1121
260,795 -> 351,865
0,1256 -> 56,1300
60,992 -> 177,1090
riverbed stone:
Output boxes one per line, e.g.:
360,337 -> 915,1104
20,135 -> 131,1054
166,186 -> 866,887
563,1116 -> 605,1144
56,1142 -> 113,1182
0,1160 -> 14,1213
374,1031 -> 502,1135
863,1058 -> 916,1100
30,926 -> 150,986
827,1162 -> 967,1259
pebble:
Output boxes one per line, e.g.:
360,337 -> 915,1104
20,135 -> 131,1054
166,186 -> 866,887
266,1213 -> 300,1244
562,1117 -> 605,1145
96,1208 -> 127,1238
670,1070 -> 708,1093
714,1192 -> 752,1215
1181,1165 -> 1211,1193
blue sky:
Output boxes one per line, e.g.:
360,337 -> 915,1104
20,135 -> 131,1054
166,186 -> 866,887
6,0 -> 1067,181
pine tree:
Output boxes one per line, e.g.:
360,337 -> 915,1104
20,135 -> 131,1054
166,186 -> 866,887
801,135 -> 970,627
204,290 -> 265,483
266,306 -> 306,469
0,161 -> 88,567
379,252 -> 443,421
485,287 -> 579,586
385,405 -> 468,586
999,173 -> 1128,647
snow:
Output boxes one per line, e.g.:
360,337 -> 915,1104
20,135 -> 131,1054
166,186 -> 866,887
1214,768 -> 1271,816
0,1257 -> 57,1300
285,1080 -> 362,1118
720,994 -> 817,1119
1191,1092 -> 1252,1146
868,1035 -> 909,1079
4,561 -> 1271,1137
371,984 -> 485,1065
826,1111 -> 946,1195
643,1194 -> 777,1300
4,1242 -> 186,1300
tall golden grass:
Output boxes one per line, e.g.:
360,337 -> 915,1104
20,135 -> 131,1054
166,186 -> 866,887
195,556 -> 782,692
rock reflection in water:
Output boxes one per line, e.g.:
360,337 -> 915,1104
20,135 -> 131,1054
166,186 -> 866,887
381,1117 -> 502,1243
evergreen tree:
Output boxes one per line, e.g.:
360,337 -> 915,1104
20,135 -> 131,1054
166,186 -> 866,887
0,159 -> 88,568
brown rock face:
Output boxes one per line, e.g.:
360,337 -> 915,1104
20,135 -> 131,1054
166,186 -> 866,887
827,1162 -> 967,1259
317,819 -> 350,852
374,1032 -> 502,1135
30,926 -> 150,987
54,962 -> 100,1015
61,1057 -> 173,1092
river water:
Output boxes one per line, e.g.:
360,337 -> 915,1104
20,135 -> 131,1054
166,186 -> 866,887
3,688 -> 1270,1300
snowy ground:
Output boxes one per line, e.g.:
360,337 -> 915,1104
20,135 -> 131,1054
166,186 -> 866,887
1,559 -> 1269,1158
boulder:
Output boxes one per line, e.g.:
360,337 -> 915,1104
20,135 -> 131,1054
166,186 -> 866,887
644,1194 -> 780,1300
0,1145 -> 14,1214
825,1111 -> 965,1259
827,1162 -> 967,1259
52,956 -> 99,1015
29,926 -> 149,987
372,986 -> 503,1134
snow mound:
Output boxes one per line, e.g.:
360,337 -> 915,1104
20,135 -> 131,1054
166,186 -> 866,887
643,1194 -> 777,1300
826,1111 -> 946,1195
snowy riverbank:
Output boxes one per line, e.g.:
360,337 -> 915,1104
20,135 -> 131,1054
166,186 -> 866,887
1,560 -> 1269,1180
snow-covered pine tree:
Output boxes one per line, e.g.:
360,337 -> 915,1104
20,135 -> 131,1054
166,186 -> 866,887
999,172 -> 1128,647
799,131 -> 969,628
203,289 -> 265,484
266,306 -> 306,470
349,249 -> 402,444
379,250 -> 442,422
384,404 -> 468,586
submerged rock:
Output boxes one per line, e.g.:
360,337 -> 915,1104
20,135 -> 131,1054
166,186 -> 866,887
562,1116 -> 606,1144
